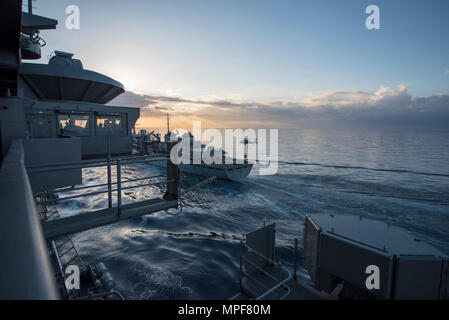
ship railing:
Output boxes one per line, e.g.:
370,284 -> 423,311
0,140 -> 59,299
27,154 -> 174,216
239,242 -> 292,300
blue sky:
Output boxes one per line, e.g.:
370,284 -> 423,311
31,0 -> 449,128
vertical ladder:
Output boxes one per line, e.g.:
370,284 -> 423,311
36,191 -> 83,297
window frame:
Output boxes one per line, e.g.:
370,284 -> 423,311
57,113 -> 91,137
95,113 -> 126,137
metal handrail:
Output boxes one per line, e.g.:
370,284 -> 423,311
244,253 -> 283,284
240,243 -> 292,300
50,240 -> 70,298
0,140 -> 59,299
256,273 -> 291,300
32,151 -> 179,222
26,156 -> 167,174
52,174 -> 165,194
245,244 -> 278,266
26,154 -> 166,169
242,258 -> 292,300
241,270 -> 271,292
40,179 -> 173,204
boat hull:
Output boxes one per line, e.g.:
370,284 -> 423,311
180,163 -> 253,181
151,159 -> 252,181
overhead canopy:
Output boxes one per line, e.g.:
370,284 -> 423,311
22,12 -> 58,33
19,63 -> 125,104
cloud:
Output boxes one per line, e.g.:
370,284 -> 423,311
445,70 -> 449,75
109,85 -> 449,129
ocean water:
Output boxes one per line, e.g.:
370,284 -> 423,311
54,128 -> 449,299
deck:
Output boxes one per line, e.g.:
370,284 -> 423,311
42,198 -> 178,239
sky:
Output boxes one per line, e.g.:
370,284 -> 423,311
30,0 -> 449,129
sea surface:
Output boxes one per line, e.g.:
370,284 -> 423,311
53,128 -> 449,299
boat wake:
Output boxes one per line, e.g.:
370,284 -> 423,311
53,133 -> 449,299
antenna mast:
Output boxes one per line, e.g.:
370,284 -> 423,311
166,113 -> 170,134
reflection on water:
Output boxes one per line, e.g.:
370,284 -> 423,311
54,128 -> 449,299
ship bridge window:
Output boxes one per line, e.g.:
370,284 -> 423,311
96,115 -> 125,136
58,114 -> 90,137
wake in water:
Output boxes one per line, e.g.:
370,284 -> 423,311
52,129 -> 449,299
276,160 -> 449,178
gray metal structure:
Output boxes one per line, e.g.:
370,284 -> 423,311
22,99 -> 139,158
0,0 -> 180,299
233,216 -> 449,300
0,1 -> 138,161
237,224 -> 292,300
19,55 -> 124,103
0,140 -> 59,299
23,137 -> 82,193
303,214 -> 449,300
233,223 -> 323,300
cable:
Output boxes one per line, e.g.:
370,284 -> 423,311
164,166 -> 183,216
164,171 -> 217,216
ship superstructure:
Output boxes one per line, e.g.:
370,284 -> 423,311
0,0 -> 180,299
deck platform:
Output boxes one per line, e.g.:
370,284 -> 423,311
42,198 -> 178,239
232,223 -> 326,301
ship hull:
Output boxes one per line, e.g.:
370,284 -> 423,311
152,159 -> 252,181
180,163 -> 253,181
